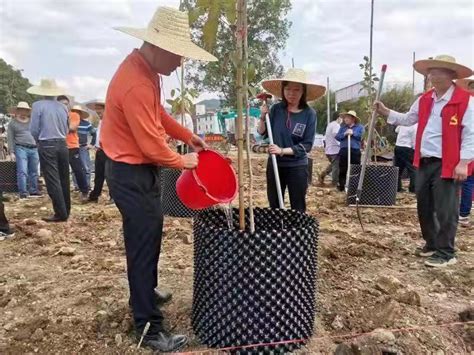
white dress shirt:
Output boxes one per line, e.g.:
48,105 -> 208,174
324,120 -> 341,155
395,124 -> 417,149
95,120 -> 102,148
388,85 -> 474,160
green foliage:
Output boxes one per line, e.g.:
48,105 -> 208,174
181,0 -> 292,107
358,55 -> 379,122
310,92 -> 336,134
166,87 -> 199,115
0,59 -> 35,114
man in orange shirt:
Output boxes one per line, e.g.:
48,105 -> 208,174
100,6 -> 216,352
57,97 -> 89,201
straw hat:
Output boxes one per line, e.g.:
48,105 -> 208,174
71,105 -> 90,119
261,68 -> 326,101
85,99 -> 105,110
115,6 -> 217,62
8,101 -> 31,115
413,55 -> 472,79
341,110 -> 360,123
27,79 -> 66,96
456,77 -> 474,92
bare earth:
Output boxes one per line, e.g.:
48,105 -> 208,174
0,149 -> 472,354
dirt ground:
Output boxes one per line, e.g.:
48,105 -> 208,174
0,149 -> 472,354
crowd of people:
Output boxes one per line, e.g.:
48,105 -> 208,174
0,4 -> 473,353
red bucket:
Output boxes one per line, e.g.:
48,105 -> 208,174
176,150 -> 238,210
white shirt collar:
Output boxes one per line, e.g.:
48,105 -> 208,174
431,84 -> 455,102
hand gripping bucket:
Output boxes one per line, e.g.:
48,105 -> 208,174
177,150 -> 237,210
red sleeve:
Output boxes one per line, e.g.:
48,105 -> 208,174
122,84 -> 185,169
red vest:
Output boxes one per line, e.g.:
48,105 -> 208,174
414,85 -> 473,178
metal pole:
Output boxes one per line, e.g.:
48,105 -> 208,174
369,0 -> 374,88
345,135 -> 351,193
326,77 -> 330,127
265,113 -> 284,209
292,57 -> 295,68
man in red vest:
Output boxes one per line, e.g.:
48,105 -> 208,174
375,55 -> 473,268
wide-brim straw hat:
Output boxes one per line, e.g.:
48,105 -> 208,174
261,68 -> 326,102
413,55 -> 472,79
71,105 -> 90,119
456,77 -> 474,91
85,99 -> 105,110
341,110 -> 360,123
27,79 -> 66,96
115,6 -> 217,62
8,101 -> 32,115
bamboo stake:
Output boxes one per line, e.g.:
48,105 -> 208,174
180,58 -> 187,154
242,0 -> 255,233
236,0 -> 246,230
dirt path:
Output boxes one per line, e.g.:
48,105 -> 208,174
0,150 -> 472,354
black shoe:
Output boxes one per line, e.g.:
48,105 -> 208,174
42,216 -> 68,223
415,246 -> 436,257
19,193 -> 28,199
139,330 -> 188,352
129,289 -> 172,308
28,192 -> 43,198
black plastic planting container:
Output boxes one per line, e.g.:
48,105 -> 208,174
160,168 -> 200,218
192,207 -> 319,354
0,161 -> 18,193
346,164 -> 399,206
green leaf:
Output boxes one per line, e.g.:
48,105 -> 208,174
170,89 -> 176,98
247,63 -> 256,82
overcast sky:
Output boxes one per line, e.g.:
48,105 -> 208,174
0,0 -> 472,103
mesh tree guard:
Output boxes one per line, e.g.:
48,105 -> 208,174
0,161 -> 18,193
193,207 -> 319,354
160,168 -> 201,218
346,164 -> 399,206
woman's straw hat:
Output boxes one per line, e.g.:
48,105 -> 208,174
8,101 -> 31,115
85,99 -> 105,110
261,68 -> 326,102
27,79 -> 66,96
341,110 -> 360,123
456,77 -> 474,92
71,105 -> 90,120
115,6 -> 217,62
413,55 -> 472,79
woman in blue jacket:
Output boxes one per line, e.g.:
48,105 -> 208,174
336,111 -> 365,192
258,69 -> 326,212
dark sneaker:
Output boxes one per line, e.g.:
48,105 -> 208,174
28,192 -> 43,198
19,194 -> 28,199
139,330 -> 188,352
0,230 -> 15,240
415,246 -> 436,257
425,255 -> 457,268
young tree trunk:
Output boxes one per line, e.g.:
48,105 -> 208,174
242,0 -> 255,233
236,0 -> 246,230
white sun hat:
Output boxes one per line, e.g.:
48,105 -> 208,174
261,68 -> 327,102
115,6 -> 217,62
71,105 -> 90,120
27,79 -> 66,96
413,55 -> 472,79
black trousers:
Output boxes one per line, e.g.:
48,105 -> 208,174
89,149 -> 109,200
416,158 -> 459,259
0,191 -> 9,232
38,140 -> 71,220
394,146 -> 416,192
69,148 -> 89,194
106,160 -> 164,331
266,160 -> 308,212
338,148 -> 361,191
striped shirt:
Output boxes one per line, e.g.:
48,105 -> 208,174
77,119 -> 97,146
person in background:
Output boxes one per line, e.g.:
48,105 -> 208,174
374,55 -> 473,267
7,102 -> 41,199
100,6 -> 213,352
174,109 -> 194,154
57,97 -> 89,201
456,77 -> 474,226
319,111 -> 341,186
86,100 -> 113,204
28,79 -> 70,222
259,68 -> 322,212
77,110 -> 97,189
335,111 -> 365,192
0,191 -> 14,240
394,123 -> 418,193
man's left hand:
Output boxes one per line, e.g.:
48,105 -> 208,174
189,134 -> 208,152
453,161 -> 469,182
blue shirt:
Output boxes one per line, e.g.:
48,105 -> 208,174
30,100 -> 69,141
78,119 -> 97,146
335,123 -> 365,150
265,102 -> 316,167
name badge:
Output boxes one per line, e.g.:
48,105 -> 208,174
292,123 -> 306,137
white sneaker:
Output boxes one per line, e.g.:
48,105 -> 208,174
459,215 -> 470,226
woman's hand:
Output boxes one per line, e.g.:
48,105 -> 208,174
268,144 -> 283,156
345,129 -> 353,136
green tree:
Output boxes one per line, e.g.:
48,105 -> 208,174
310,91 -> 336,134
180,0 -> 292,107
0,59 -> 35,114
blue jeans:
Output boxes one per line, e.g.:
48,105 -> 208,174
460,175 -> 474,217
15,146 -> 39,195
73,146 -> 91,189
